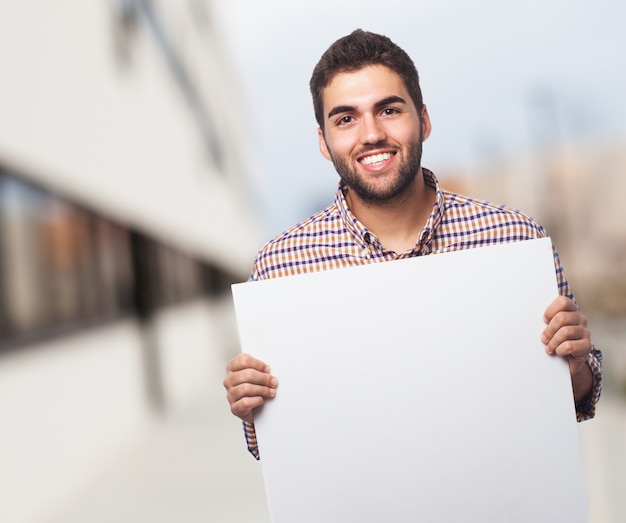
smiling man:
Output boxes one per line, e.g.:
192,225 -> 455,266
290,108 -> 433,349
223,29 -> 603,460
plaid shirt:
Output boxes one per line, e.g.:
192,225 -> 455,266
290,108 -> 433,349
243,169 -> 603,459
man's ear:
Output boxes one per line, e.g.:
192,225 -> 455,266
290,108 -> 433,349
318,128 -> 333,161
420,105 -> 432,142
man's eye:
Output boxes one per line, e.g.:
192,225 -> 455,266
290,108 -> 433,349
382,107 -> 398,116
337,115 -> 353,125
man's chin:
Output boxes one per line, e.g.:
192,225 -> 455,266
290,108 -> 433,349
345,181 -> 414,206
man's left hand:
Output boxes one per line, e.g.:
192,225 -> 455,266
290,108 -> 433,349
541,295 -> 593,401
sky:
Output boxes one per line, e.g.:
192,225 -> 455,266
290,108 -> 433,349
213,0 -> 626,237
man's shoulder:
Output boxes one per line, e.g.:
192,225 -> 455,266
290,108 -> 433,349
434,189 -> 548,247
443,190 -> 543,226
250,202 -> 349,280
263,203 -> 341,249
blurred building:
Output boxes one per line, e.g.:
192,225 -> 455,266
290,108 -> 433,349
0,2 -> 260,522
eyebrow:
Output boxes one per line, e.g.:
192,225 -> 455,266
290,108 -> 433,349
326,96 -> 408,120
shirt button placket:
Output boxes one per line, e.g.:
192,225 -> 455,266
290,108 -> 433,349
362,233 -> 373,259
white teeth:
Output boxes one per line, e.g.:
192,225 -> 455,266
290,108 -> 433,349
360,152 -> 392,165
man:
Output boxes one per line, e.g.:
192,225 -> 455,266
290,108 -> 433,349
224,29 -> 603,460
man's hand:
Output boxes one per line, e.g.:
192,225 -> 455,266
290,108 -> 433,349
541,296 -> 593,401
223,354 -> 278,423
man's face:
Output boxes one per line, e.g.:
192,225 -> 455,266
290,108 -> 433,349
318,64 -> 431,205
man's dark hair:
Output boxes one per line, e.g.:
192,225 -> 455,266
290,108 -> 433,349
310,29 -> 424,130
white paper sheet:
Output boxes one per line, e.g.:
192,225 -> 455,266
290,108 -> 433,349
232,238 -> 589,522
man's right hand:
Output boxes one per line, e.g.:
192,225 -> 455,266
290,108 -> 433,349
223,353 -> 278,423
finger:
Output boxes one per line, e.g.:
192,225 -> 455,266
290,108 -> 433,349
546,327 -> 591,359
224,369 -> 278,396
226,353 -> 270,374
228,383 -> 276,423
543,296 -> 577,323
541,310 -> 587,345
231,395 -> 265,423
228,381 -> 277,405
224,366 -> 278,390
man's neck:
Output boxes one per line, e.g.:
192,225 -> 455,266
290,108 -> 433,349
345,169 -> 436,253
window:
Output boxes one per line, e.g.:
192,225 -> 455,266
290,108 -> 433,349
0,168 -> 235,350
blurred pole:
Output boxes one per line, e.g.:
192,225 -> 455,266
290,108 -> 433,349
130,231 -> 166,414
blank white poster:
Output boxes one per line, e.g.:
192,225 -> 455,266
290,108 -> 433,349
232,237 -> 589,523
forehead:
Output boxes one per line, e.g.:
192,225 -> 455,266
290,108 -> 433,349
322,64 -> 412,116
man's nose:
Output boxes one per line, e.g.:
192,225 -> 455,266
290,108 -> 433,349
359,114 -> 386,144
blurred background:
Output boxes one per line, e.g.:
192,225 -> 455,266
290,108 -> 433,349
0,1 -> 624,522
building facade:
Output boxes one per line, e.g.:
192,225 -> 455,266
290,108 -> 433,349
0,2 -> 260,521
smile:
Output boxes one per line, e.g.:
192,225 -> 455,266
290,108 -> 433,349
359,152 -> 394,166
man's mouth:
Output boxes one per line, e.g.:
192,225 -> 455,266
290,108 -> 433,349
359,152 -> 394,166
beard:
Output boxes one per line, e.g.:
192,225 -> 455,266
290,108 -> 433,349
330,140 -> 424,206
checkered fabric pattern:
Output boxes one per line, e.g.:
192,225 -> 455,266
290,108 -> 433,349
243,169 -> 603,459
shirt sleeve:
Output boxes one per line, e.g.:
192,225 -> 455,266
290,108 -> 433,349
244,420 -> 260,460
575,347 -> 603,421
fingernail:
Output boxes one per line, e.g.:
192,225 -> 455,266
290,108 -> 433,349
270,378 -> 278,387
540,334 -> 548,344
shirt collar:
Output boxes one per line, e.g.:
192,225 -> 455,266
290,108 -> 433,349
420,168 -> 445,247
334,168 -> 445,252
335,183 -> 371,250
